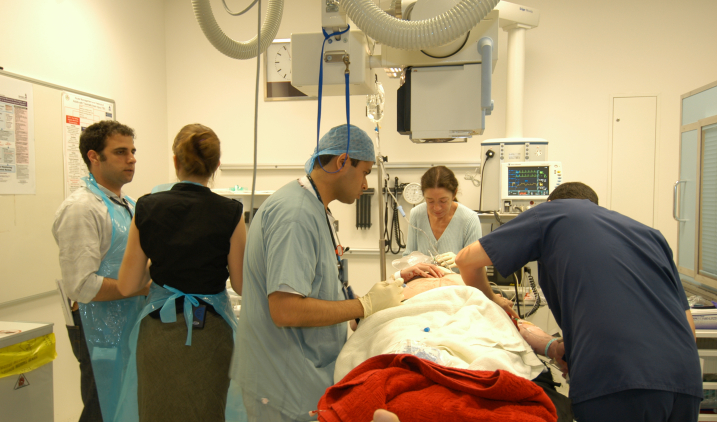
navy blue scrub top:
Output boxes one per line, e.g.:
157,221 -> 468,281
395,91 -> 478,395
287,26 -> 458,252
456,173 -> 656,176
480,199 -> 702,403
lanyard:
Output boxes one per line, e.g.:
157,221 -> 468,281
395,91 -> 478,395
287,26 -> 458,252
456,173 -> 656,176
88,173 -> 133,219
306,175 -> 343,263
110,197 -> 133,219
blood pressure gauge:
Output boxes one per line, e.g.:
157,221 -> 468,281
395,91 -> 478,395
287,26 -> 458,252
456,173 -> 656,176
403,183 -> 424,205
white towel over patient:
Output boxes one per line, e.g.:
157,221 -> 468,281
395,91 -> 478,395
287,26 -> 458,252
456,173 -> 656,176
334,286 -> 545,383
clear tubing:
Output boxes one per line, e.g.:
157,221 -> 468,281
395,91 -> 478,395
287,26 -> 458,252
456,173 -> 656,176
341,0 -> 499,51
191,0 -> 283,60
377,154 -> 387,280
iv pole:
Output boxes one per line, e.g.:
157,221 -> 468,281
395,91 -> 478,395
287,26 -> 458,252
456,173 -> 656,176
377,154 -> 387,280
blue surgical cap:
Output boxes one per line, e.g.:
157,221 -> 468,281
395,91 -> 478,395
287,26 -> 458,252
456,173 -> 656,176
305,124 -> 375,174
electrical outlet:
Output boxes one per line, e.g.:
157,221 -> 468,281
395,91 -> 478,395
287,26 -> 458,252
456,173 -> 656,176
333,220 -> 339,232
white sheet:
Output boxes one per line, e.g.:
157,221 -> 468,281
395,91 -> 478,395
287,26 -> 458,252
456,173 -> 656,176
335,286 -> 545,383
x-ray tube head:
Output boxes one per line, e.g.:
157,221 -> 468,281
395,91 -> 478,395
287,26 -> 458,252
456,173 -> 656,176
397,64 -> 486,143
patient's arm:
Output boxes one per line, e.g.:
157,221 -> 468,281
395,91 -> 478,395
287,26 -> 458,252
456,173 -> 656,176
392,263 -> 444,281
518,320 -> 568,375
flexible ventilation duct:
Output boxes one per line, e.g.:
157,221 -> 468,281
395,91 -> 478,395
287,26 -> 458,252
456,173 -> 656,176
342,0 -> 499,51
191,0 -> 284,60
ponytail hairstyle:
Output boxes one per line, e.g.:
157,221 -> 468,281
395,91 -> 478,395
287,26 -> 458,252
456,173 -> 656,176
172,124 -> 220,179
421,165 -> 459,201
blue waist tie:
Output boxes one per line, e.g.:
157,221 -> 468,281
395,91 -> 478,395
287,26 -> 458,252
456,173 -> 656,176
158,285 -> 206,346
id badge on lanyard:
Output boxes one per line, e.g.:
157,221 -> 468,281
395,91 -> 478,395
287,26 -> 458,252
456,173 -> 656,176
339,258 -> 355,299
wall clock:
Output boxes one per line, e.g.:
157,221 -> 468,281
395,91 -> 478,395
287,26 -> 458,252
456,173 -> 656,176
265,40 -> 315,102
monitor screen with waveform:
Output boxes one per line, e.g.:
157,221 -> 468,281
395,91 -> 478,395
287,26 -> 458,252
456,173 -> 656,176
507,165 -> 550,196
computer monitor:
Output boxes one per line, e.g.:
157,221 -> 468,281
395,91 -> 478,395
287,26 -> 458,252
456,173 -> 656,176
500,161 -> 563,201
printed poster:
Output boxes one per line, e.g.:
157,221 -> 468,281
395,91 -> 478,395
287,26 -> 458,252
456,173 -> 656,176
62,92 -> 115,197
0,75 -> 35,194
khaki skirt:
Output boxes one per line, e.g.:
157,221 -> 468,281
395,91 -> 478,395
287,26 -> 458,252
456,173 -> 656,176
136,310 -> 233,422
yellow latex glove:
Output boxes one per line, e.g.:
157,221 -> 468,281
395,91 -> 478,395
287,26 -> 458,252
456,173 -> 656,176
435,252 -> 458,269
358,279 -> 404,318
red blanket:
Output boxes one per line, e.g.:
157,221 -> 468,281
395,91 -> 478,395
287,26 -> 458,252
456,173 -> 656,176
318,354 -> 557,422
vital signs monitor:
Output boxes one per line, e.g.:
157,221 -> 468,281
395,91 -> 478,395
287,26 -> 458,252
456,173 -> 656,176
500,161 -> 563,209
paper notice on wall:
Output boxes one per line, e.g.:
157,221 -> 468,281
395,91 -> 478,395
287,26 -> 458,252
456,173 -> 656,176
62,92 -> 115,197
0,75 -> 35,194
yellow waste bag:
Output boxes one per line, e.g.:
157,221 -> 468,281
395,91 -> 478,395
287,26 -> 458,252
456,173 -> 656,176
0,333 -> 57,379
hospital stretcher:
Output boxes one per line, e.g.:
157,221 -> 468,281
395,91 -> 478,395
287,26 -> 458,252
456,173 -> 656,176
316,282 -> 572,422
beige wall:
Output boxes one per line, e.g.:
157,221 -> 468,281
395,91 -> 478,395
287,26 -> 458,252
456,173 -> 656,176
0,1 -> 168,421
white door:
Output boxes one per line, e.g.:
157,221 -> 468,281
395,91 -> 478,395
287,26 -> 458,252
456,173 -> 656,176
610,96 -> 658,227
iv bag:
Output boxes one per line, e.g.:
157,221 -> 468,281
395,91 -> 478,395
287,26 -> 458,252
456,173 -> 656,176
366,82 -> 385,123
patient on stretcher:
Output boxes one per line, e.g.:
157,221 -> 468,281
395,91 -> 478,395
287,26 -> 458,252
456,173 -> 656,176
338,274 -> 546,383
399,270 -> 568,377
325,269 -> 572,422
389,266 -> 565,372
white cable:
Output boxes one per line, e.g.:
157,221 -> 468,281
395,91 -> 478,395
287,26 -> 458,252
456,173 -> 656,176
222,0 -> 259,16
341,0 -> 499,51
192,0 -> 283,60
248,0 -> 262,224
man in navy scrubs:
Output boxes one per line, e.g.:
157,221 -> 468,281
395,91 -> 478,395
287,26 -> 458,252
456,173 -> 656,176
455,182 -> 702,422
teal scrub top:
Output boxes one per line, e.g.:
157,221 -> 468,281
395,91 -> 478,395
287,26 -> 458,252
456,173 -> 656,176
404,202 -> 482,261
234,180 -> 347,421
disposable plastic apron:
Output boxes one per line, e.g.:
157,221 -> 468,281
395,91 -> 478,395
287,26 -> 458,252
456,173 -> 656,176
78,175 -> 144,422
113,274 -> 247,421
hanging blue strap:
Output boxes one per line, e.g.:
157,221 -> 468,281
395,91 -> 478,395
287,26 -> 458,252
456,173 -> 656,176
159,285 -> 201,346
316,25 -> 351,174
345,71 -> 350,135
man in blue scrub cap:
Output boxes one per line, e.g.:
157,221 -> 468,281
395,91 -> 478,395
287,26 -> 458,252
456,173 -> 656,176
234,124 -> 404,422
455,182 -> 702,422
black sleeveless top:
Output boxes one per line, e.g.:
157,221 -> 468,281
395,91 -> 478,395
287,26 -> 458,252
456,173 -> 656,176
135,183 -> 243,295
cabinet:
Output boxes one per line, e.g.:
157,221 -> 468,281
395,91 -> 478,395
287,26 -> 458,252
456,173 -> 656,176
0,321 -> 55,421
697,329 -> 717,421
677,80 -> 717,292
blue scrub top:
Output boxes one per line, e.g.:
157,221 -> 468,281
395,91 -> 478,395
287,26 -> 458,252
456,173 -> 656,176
480,199 -> 702,403
403,202 -> 482,260
234,180 -> 347,420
